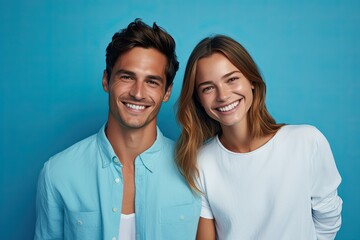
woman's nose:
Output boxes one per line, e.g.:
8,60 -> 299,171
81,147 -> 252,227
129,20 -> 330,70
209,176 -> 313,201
216,85 -> 230,102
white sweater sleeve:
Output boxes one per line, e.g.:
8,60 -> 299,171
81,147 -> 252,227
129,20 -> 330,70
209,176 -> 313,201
197,170 -> 214,219
310,129 -> 342,240
200,194 -> 214,219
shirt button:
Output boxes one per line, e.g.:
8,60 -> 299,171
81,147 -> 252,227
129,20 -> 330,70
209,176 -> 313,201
112,207 -> 118,212
113,158 -> 119,163
180,214 -> 185,220
114,178 -> 120,183
76,219 -> 83,225
112,237 -> 116,240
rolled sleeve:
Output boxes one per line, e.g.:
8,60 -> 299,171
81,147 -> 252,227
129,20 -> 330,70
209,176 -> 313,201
312,190 -> 342,240
311,129 -> 342,239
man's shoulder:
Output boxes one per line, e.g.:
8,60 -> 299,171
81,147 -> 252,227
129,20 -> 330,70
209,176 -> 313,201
155,129 -> 176,154
160,134 -> 175,148
37,132 -> 100,193
46,133 -> 98,170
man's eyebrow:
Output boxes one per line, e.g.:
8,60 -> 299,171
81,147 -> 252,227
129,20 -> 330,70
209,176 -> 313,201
114,70 -> 164,82
147,75 -> 164,82
114,69 -> 136,76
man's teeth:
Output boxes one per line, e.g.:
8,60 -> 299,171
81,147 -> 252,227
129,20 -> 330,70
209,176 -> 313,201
126,103 -> 146,110
218,101 -> 239,112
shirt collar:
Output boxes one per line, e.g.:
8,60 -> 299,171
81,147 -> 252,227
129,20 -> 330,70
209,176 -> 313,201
97,123 -> 117,168
138,126 -> 164,172
97,123 -> 164,171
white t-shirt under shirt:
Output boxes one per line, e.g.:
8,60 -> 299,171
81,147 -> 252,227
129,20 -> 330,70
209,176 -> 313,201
118,213 -> 136,240
197,125 -> 342,240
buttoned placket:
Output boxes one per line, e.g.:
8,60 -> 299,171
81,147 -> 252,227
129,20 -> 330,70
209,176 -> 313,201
111,156 -> 123,240
134,156 -> 147,240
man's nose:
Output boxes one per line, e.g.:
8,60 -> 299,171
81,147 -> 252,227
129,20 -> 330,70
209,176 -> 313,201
129,81 -> 145,100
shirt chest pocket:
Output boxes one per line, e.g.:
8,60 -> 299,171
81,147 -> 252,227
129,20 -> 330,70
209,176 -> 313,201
160,203 -> 197,239
64,210 -> 101,240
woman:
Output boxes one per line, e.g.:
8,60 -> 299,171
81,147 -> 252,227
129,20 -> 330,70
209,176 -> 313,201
175,35 -> 342,239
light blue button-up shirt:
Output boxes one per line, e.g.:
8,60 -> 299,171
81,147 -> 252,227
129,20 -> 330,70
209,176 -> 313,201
34,124 -> 201,240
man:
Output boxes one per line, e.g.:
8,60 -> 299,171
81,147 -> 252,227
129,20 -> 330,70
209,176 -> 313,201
34,19 -> 201,240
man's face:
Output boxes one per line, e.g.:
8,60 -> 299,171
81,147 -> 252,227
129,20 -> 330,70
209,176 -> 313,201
102,47 -> 172,130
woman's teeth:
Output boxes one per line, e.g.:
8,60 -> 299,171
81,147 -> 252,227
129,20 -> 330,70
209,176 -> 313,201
218,100 -> 239,112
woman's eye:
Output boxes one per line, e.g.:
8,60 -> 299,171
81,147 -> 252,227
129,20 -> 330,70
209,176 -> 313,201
202,86 -> 214,93
228,77 -> 239,82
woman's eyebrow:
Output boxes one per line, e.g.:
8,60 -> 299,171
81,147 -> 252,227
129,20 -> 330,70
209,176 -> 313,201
221,70 -> 240,79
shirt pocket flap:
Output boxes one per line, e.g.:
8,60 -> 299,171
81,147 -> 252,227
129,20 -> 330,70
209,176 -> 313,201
65,210 -> 101,228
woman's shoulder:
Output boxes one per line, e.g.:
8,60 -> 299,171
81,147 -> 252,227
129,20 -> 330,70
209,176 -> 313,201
280,124 -> 322,136
199,137 -> 218,152
278,124 -> 328,144
197,137 -> 219,163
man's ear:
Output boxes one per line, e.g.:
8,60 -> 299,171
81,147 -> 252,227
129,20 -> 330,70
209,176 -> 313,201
163,84 -> 173,102
102,70 -> 109,92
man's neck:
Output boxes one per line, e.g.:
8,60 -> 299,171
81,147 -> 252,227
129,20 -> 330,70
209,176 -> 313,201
105,116 -> 157,165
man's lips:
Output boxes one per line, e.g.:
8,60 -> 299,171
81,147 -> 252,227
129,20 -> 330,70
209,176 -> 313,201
123,102 -> 148,110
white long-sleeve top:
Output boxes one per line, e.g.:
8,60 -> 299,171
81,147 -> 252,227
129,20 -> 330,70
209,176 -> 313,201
198,125 -> 342,240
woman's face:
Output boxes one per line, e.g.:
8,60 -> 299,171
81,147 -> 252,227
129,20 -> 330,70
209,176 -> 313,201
195,53 -> 254,129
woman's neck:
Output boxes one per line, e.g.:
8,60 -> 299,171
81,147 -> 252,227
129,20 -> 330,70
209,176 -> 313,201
220,123 -> 275,153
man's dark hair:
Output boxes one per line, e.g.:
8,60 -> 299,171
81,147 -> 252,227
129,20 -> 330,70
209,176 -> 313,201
105,18 -> 179,90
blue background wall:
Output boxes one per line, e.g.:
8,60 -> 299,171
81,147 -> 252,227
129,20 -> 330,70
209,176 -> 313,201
1,0 -> 359,239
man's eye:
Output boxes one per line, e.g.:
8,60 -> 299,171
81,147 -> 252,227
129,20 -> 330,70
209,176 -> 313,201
120,75 -> 133,80
147,80 -> 159,86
